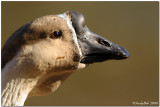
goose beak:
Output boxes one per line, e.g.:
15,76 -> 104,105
69,11 -> 129,64
79,33 -> 129,64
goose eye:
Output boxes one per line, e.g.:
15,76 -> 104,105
50,31 -> 62,39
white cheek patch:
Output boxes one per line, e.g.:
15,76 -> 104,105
14,40 -> 57,72
58,12 -> 83,58
19,38 -> 80,71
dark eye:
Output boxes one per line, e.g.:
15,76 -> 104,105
50,31 -> 63,39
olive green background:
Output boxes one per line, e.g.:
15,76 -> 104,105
1,1 -> 159,106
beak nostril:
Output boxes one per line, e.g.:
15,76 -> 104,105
98,39 -> 111,47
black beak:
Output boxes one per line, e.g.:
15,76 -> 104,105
69,11 -> 129,64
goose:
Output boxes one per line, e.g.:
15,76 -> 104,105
1,11 -> 129,106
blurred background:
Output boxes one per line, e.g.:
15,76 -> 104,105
1,1 -> 159,106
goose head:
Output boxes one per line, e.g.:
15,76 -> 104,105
1,11 -> 129,106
